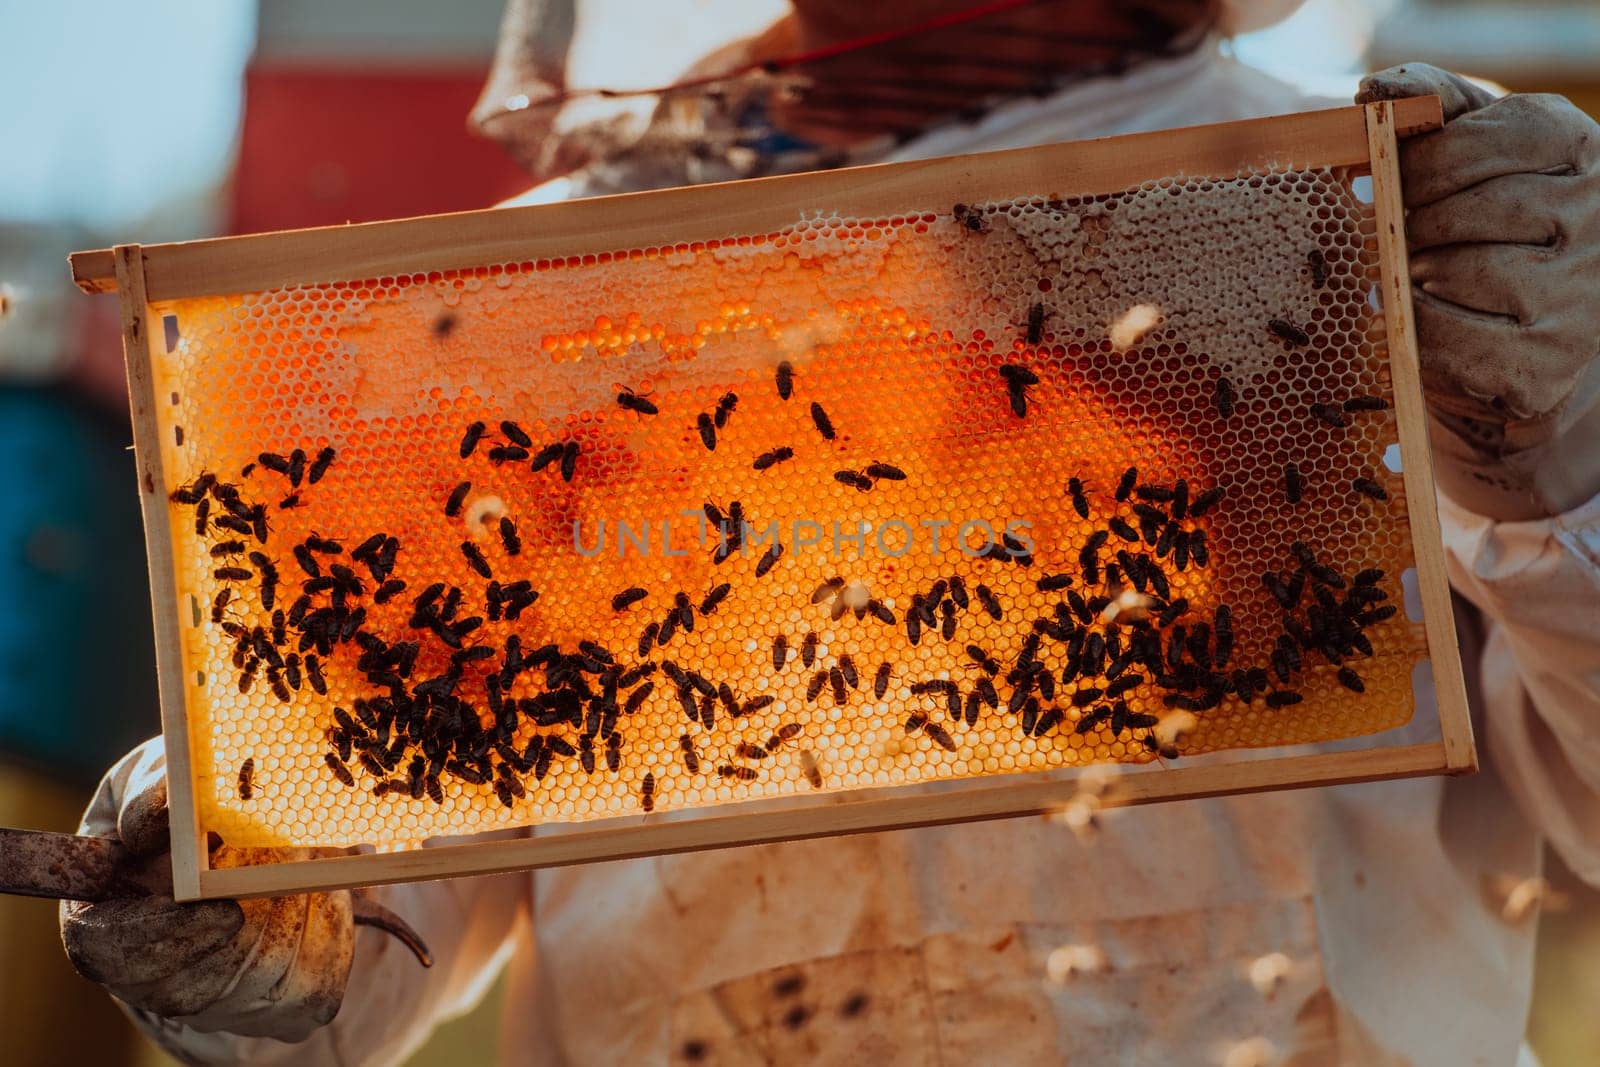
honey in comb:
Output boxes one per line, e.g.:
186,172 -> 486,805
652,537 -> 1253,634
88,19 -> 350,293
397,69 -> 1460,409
153,164 -> 1421,850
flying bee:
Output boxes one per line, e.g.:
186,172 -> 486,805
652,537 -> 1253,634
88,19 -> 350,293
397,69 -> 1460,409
800,750 -> 824,788
775,361 -> 795,400
1268,318 -> 1310,346
810,402 -> 836,441
237,758 -> 255,800
616,386 -> 658,415
809,578 -> 842,605
1066,477 -> 1090,519
696,412 -> 717,451
713,391 -> 738,429
753,447 -> 794,471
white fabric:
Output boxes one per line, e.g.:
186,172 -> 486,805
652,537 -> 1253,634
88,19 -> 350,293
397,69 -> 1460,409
141,40 -> 1598,1066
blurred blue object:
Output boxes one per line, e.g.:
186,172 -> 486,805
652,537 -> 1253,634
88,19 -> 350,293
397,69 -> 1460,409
0,386 -> 159,784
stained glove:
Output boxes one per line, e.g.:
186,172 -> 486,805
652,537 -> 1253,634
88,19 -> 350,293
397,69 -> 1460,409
59,738 -> 355,1043
1355,64 -> 1600,521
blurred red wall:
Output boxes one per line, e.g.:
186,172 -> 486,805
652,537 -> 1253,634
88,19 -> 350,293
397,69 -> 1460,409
230,65 -> 534,234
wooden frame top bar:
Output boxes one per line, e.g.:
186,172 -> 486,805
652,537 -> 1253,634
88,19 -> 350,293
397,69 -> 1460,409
70,97 -> 1441,303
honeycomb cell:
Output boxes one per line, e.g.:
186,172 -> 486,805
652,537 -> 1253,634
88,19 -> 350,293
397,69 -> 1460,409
152,166 -> 1422,850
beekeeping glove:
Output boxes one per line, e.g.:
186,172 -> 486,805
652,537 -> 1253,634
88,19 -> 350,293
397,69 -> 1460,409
1355,64 -> 1600,522
60,737 -> 355,1042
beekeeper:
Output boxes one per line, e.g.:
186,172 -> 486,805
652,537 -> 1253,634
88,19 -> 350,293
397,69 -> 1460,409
61,1 -> 1600,1063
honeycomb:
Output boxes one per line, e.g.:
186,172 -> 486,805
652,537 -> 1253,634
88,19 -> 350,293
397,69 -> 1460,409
148,165 -> 1425,850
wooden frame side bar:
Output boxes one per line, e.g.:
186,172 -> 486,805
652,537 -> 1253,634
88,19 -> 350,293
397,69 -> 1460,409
114,246 -> 206,900
72,98 -> 1441,304
1364,102 -> 1476,772
196,742 -> 1450,899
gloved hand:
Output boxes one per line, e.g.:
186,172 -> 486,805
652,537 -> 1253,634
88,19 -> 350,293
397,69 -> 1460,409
59,738 -> 355,1042
1356,63 -> 1600,521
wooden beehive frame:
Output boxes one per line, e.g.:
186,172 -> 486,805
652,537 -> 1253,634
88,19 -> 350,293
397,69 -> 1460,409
74,98 -> 1471,901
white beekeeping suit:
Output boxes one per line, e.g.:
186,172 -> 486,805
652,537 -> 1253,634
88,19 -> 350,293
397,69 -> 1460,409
63,3 -> 1600,1065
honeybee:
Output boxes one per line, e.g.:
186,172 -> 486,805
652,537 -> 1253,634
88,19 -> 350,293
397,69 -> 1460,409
616,386 -> 658,415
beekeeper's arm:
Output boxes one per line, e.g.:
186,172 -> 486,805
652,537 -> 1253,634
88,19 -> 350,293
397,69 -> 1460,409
60,738 -> 527,1065
1357,65 -> 1600,883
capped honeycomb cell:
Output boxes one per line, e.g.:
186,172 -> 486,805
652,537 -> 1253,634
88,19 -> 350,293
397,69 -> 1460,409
149,163 -> 1422,851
